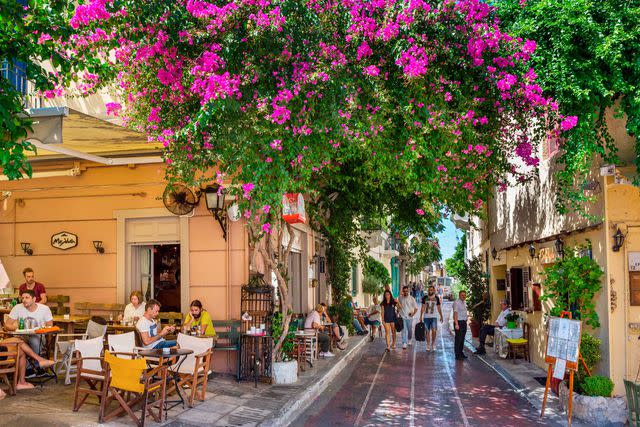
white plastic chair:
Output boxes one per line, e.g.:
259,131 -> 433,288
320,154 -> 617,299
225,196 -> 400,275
55,319 -> 108,385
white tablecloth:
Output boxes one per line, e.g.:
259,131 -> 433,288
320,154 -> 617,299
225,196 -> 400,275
495,327 -> 523,358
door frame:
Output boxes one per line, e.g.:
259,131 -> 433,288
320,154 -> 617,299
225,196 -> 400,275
115,208 -> 190,313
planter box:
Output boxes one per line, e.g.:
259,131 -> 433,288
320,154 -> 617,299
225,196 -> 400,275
272,360 -> 298,384
558,381 -> 626,426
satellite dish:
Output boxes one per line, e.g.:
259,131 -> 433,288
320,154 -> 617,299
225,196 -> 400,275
163,184 -> 198,215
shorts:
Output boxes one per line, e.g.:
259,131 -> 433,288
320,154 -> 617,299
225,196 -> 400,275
423,317 -> 438,331
364,318 -> 381,327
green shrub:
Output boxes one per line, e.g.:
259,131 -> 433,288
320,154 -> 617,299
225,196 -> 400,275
580,376 -> 614,397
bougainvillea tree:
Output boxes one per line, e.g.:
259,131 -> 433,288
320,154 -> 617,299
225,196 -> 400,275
62,0 -> 574,358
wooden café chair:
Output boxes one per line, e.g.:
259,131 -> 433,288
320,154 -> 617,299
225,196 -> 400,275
55,319 -> 108,385
0,341 -> 19,396
100,351 -> 167,426
507,322 -> 530,363
107,332 -> 146,359
72,336 -> 107,412
171,333 -> 213,407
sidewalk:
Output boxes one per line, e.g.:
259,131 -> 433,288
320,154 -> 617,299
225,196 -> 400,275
165,334 -> 368,427
464,335 -> 590,427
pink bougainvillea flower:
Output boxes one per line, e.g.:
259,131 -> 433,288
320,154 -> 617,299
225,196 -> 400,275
416,209 -> 425,216
262,222 -> 272,234
105,102 -> 122,116
262,204 -> 270,214
560,116 -> 578,131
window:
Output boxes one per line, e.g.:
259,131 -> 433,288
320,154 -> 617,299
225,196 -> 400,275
506,267 -> 531,310
1,59 -> 27,95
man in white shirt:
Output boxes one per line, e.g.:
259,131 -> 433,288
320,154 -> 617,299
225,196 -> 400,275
305,304 -> 333,357
136,299 -> 176,349
474,300 -> 510,355
398,286 -> 418,349
453,290 -> 469,360
2,289 -> 56,390
364,296 -> 381,341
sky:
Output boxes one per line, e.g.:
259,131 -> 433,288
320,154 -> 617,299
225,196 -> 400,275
436,218 -> 463,261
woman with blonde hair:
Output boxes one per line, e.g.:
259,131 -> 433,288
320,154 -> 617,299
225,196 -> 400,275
119,290 -> 146,323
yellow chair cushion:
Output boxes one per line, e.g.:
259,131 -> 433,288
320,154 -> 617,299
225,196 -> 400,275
507,338 -> 528,345
104,351 -> 146,393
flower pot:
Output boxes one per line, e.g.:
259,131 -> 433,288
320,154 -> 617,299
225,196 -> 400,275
507,321 -> 517,329
272,360 -> 298,384
469,319 -> 481,338
558,380 -> 626,425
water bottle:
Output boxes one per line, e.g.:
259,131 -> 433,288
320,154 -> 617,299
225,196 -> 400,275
18,317 -> 24,330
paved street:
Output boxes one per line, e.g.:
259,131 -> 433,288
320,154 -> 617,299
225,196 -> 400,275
296,302 -> 559,427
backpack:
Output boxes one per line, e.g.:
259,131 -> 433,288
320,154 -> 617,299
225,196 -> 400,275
414,322 -> 426,342
394,316 -> 404,332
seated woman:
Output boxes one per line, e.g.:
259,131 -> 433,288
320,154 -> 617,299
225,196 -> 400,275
118,290 -> 146,324
320,303 -> 346,350
182,300 -> 216,337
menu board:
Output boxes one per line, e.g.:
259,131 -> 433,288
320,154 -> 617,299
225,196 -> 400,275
546,317 -> 581,363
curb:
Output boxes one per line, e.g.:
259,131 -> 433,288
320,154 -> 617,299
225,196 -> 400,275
259,336 -> 368,427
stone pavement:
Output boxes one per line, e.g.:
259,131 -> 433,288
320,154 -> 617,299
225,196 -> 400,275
465,333 -> 590,427
0,334 -> 367,427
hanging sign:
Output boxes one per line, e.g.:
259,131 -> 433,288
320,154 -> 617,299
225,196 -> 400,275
282,193 -> 306,224
51,231 -> 78,250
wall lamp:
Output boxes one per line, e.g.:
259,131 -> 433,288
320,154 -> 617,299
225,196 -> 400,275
203,184 -> 227,241
554,238 -> 564,258
93,240 -> 105,254
20,242 -> 33,256
528,244 -> 537,260
612,228 -> 627,252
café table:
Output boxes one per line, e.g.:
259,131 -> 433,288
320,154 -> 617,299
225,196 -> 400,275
138,347 -> 193,416
52,315 -> 91,335
5,328 -> 60,385
294,331 -> 316,369
495,327 -> 523,359
107,323 -> 137,334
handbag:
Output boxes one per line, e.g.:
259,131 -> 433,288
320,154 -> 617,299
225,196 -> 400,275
394,316 -> 404,332
414,322 -> 426,342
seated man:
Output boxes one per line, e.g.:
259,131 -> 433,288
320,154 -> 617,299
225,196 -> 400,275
182,299 -> 216,337
474,300 -> 510,355
305,304 -> 334,357
136,299 -> 177,349
2,289 -> 56,390
320,303 -> 346,350
349,298 -> 367,335
364,296 -> 381,341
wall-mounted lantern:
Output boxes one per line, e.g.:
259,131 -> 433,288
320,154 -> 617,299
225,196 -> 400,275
203,184 -> 227,241
21,242 -> 33,256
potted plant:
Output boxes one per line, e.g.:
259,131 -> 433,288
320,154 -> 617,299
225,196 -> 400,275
271,311 -> 298,384
504,312 -> 520,329
462,257 -> 490,338
557,333 -> 626,425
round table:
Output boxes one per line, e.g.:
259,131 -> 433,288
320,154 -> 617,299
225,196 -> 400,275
138,348 -> 193,415
5,328 -> 60,385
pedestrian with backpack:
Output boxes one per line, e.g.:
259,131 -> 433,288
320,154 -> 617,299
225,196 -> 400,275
420,285 -> 444,352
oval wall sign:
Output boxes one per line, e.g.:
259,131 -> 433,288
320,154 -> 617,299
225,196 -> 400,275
51,231 -> 78,250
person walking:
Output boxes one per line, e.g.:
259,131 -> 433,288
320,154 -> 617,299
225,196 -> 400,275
381,290 -> 402,351
398,286 -> 418,349
420,285 -> 444,351
453,290 -> 469,360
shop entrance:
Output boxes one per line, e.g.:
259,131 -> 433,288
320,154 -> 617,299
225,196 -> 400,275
133,243 -> 181,312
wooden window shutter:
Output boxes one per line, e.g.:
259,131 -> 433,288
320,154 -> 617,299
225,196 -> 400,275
532,284 -> 542,311
506,269 -> 512,307
630,272 -> 640,306
522,267 -> 531,310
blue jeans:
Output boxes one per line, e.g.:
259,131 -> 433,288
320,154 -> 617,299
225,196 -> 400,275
401,318 -> 414,344
153,340 -> 177,349
353,318 -> 364,333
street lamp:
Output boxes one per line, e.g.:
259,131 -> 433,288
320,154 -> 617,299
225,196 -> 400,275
612,228 -> 626,252
528,244 -> 537,259
203,184 -> 227,240
554,238 -> 564,258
